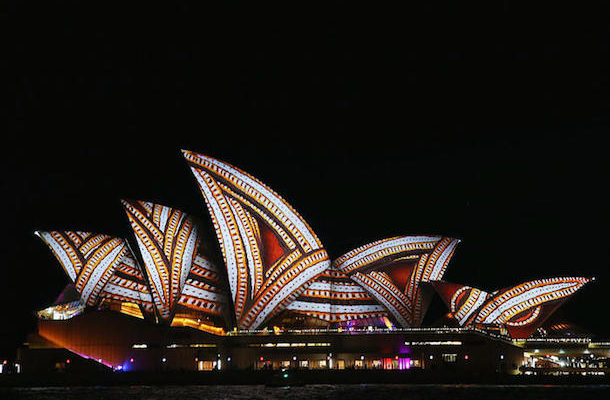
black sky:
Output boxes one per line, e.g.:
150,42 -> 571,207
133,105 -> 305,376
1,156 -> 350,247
6,2 -> 610,358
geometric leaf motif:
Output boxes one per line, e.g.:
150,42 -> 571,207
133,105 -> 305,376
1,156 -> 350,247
285,268 -> 388,322
474,277 -> 592,325
183,150 -> 330,329
35,231 -> 153,309
178,253 -> 229,319
333,236 -> 460,327
122,200 -> 199,322
431,277 -> 592,338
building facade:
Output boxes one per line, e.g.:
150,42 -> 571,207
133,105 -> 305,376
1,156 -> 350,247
13,151 -> 601,377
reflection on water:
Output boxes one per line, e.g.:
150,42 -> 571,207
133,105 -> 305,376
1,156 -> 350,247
3,384 -> 609,400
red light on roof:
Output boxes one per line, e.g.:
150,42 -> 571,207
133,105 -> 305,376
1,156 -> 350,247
130,358 -> 134,363
260,356 -> 264,361
395,355 -> 399,360
66,359 -> 71,364
195,357 -> 198,362
464,355 -> 469,360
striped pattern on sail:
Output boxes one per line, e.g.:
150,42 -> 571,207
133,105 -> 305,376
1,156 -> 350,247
351,271 -> 412,327
431,277 -> 592,338
405,237 -> 461,326
431,281 -> 490,326
98,250 -> 154,312
183,150 -> 330,329
178,254 -> 228,316
285,269 -> 388,322
334,236 -> 441,275
122,200 -> 199,322
35,231 -> 152,309
474,277 -> 591,325
333,236 -> 460,327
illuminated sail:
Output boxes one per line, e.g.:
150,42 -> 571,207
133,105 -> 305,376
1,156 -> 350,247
99,249 -> 155,313
177,252 -> 229,318
334,236 -> 460,327
285,268 -> 388,322
431,281 -> 490,326
432,277 -> 592,338
183,150 -> 330,329
35,231 -> 153,311
350,270 -> 413,327
122,200 -> 199,322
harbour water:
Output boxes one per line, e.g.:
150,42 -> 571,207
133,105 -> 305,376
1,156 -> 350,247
3,384 -> 609,400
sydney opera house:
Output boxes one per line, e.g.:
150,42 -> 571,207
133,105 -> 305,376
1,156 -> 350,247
13,151 -> 608,377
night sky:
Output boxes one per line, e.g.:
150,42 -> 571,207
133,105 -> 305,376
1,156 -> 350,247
7,2 -> 610,359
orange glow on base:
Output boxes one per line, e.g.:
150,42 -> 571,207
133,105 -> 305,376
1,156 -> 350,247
170,317 -> 225,336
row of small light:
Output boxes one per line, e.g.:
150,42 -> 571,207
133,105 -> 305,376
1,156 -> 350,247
83,355 -> 236,366
64,352 -> 505,371
193,355 -> 231,361
427,354 -> 504,360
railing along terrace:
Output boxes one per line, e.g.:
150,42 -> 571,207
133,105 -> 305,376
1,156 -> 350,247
517,338 -> 592,344
226,326 -> 513,341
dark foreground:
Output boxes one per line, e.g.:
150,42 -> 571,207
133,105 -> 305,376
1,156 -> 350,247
1,370 -> 609,388
2,384 -> 610,400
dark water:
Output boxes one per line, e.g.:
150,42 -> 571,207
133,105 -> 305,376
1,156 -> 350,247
2,384 -> 609,400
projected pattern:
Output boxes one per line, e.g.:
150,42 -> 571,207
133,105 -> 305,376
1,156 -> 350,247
122,200 -> 199,322
285,269 -> 388,322
432,277 -> 592,338
334,236 -> 460,327
475,277 -> 591,324
178,253 -> 228,317
183,150 -> 330,330
36,231 -> 153,311
36,153 -> 470,333
431,281 -> 490,326
100,249 -> 154,312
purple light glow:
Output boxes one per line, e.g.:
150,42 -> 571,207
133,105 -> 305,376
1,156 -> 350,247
398,343 -> 412,354
398,357 -> 411,370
